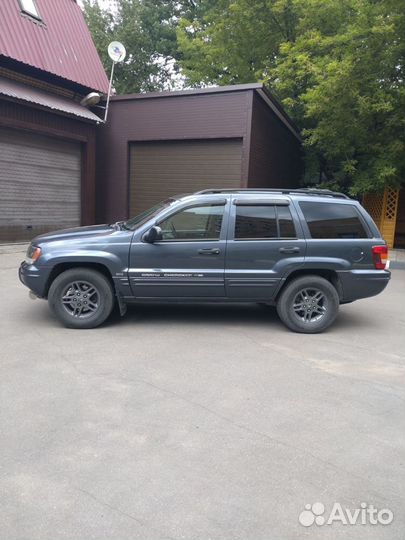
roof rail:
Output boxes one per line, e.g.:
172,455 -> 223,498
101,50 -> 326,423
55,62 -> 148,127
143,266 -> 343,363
195,188 -> 350,199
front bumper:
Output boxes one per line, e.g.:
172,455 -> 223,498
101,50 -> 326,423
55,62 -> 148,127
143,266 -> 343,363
337,269 -> 391,302
19,262 -> 50,298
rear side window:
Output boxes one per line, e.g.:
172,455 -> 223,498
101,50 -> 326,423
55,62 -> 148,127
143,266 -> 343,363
234,205 -> 296,239
300,202 -> 368,239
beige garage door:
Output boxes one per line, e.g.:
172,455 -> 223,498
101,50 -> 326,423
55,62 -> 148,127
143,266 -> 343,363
0,128 -> 81,242
129,139 -> 243,216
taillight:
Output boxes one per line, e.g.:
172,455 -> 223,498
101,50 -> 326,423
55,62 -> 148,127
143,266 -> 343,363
372,245 -> 388,270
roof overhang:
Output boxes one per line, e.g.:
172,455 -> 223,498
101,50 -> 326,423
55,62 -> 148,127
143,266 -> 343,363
0,76 -> 102,123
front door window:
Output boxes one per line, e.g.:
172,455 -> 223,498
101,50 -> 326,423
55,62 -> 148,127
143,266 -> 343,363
159,204 -> 225,241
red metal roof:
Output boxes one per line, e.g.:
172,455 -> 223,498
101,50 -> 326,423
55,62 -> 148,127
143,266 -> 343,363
0,76 -> 102,122
0,0 -> 109,93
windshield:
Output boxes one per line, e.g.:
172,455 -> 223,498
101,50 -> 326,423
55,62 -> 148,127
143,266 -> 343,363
124,199 -> 176,230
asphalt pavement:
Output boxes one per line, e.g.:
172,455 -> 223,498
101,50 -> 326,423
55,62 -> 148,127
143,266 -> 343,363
0,246 -> 404,540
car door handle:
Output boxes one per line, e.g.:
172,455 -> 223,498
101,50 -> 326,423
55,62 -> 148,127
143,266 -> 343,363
279,247 -> 300,254
198,248 -> 220,255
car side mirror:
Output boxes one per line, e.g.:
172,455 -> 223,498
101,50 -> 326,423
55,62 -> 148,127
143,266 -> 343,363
143,225 -> 162,243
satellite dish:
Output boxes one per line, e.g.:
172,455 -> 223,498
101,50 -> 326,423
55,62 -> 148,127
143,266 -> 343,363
80,92 -> 101,107
108,41 -> 126,63
103,41 -> 127,123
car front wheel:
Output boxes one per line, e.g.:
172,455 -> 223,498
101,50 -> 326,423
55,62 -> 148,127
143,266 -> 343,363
276,275 -> 339,333
48,268 -> 114,329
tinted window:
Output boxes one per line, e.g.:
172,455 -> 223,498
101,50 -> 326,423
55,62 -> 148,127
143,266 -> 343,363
235,205 -> 296,239
159,204 -> 224,241
277,205 -> 296,238
235,206 -> 277,239
300,202 -> 368,239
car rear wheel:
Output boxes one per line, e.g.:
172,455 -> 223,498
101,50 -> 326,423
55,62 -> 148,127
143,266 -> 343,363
48,268 -> 114,329
276,275 -> 339,333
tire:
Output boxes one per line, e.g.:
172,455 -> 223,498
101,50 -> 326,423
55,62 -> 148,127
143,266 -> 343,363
48,268 -> 114,329
276,275 -> 339,333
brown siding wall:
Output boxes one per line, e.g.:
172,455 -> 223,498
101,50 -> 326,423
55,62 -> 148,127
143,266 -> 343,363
96,91 -> 251,222
0,99 -> 97,224
247,93 -> 303,188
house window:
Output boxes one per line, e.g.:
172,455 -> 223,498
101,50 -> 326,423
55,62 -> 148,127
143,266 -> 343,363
18,0 -> 41,20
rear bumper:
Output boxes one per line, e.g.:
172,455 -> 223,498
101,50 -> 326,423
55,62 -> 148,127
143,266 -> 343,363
337,269 -> 391,302
19,262 -> 50,298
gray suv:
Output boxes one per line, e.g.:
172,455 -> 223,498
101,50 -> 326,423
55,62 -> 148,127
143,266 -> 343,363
19,188 -> 390,333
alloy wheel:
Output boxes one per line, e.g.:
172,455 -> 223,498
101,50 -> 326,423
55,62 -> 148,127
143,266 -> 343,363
292,288 -> 327,323
61,281 -> 100,319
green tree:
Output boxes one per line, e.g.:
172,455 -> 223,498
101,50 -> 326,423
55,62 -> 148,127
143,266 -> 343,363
177,0 -> 405,194
82,0 -> 182,94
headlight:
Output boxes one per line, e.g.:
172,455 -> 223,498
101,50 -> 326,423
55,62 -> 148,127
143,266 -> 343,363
25,245 -> 42,265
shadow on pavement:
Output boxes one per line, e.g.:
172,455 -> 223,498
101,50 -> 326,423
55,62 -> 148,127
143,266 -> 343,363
119,302 -> 376,333
18,297 -> 377,333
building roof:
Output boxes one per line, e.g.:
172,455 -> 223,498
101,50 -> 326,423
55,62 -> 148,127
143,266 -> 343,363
111,83 -> 301,140
0,0 -> 109,93
0,75 -> 102,122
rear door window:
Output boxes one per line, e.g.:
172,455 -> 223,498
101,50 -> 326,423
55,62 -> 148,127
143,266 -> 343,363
234,205 -> 296,239
299,202 -> 368,239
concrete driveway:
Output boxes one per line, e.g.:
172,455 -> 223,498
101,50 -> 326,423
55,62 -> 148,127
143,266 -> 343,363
1,245 -> 404,540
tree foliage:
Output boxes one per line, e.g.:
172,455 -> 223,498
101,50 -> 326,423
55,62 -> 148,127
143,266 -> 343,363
82,0 -> 182,93
177,0 -> 404,193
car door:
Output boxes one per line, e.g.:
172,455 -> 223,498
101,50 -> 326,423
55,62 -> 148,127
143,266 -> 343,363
128,199 -> 229,298
225,196 -> 306,299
